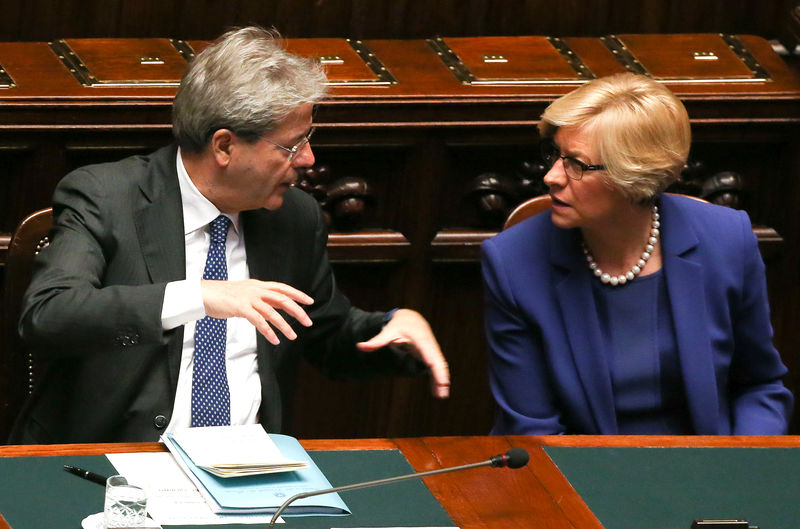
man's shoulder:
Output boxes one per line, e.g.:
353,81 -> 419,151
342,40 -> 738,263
62,144 -> 176,184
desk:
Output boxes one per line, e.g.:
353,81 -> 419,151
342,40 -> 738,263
1,436 -> 798,529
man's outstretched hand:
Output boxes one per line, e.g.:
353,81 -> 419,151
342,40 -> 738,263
357,309 -> 450,398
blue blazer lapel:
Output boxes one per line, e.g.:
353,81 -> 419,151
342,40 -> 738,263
551,226 -> 618,434
660,195 -> 720,434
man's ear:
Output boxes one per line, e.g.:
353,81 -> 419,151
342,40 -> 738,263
210,129 -> 235,168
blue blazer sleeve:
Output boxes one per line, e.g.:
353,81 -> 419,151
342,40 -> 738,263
726,209 -> 793,434
482,233 -> 568,435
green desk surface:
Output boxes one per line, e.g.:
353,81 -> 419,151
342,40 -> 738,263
545,446 -> 800,529
0,449 -> 453,529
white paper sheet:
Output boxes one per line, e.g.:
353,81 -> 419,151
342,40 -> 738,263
106,452 -> 280,525
170,424 -> 306,477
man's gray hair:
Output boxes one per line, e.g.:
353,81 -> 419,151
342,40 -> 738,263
172,26 -> 328,152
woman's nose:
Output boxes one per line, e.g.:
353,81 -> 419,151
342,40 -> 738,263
543,158 -> 567,188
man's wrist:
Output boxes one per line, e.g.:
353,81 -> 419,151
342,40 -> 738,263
382,308 -> 399,326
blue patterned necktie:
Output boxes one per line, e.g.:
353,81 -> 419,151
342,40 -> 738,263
191,215 -> 232,427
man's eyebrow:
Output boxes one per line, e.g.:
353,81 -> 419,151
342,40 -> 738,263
287,127 -> 312,144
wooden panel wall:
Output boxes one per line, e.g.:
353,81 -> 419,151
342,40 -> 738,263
0,33 -> 799,441
0,0 -> 792,41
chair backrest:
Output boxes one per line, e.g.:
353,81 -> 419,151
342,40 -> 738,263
503,195 -> 552,230
1,207 -> 53,441
502,193 -> 709,231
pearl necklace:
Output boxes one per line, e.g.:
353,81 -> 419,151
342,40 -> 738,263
582,205 -> 660,287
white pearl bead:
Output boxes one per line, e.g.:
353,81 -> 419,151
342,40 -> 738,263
582,203 -> 659,288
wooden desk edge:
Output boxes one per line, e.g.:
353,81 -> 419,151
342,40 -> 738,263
2,436 -> 798,529
1,434 -> 797,457
0,437 -> 399,457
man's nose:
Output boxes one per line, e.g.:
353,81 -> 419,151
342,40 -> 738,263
292,143 -> 315,168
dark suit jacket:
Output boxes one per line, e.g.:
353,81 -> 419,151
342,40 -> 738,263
9,144 -> 420,444
482,193 -> 793,435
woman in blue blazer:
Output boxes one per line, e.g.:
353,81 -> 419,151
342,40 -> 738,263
483,73 -> 792,435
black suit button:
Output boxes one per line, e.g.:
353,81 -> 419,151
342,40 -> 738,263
129,334 -> 140,345
153,415 -> 168,429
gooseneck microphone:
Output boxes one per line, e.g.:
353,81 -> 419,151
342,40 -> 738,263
267,447 -> 529,528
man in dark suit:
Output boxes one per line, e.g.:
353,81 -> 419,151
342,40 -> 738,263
9,26 -> 449,444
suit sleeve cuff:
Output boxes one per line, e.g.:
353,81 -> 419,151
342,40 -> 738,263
161,279 -> 206,329
382,308 -> 399,326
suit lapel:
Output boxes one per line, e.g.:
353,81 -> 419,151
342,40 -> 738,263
660,195 -> 719,434
551,226 -> 618,434
242,209 -> 279,282
133,145 -> 186,389
241,208 -> 282,368
134,145 -> 186,285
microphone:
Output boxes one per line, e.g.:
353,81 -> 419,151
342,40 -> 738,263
268,447 -> 529,528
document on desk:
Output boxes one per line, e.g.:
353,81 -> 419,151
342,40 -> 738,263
169,424 -> 308,477
163,429 -> 350,515
106,452 -> 278,525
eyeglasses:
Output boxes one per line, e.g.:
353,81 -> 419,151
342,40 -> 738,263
540,140 -> 606,181
262,127 -> 315,162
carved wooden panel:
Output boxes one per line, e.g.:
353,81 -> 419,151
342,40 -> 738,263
0,34 -> 799,441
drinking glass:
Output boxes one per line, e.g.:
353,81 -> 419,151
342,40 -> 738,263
103,475 -> 148,528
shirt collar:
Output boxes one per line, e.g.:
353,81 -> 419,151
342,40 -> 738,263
176,148 -> 240,235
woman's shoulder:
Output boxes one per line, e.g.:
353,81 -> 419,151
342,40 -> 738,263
663,193 -> 745,219
485,209 -> 554,253
661,193 -> 753,253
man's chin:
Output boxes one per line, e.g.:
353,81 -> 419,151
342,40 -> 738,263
262,192 -> 288,210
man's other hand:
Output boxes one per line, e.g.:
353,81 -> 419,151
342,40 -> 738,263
201,279 -> 313,345
356,309 -> 450,398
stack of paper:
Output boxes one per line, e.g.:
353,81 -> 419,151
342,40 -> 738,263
162,425 -> 349,516
168,424 -> 307,477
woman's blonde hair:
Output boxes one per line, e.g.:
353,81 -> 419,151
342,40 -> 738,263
539,73 -> 691,202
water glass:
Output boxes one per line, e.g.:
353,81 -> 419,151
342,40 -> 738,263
103,475 -> 148,528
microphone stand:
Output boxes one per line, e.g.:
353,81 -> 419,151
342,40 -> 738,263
268,450 -> 527,528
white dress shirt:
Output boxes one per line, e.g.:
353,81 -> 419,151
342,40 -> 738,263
162,149 -> 261,432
